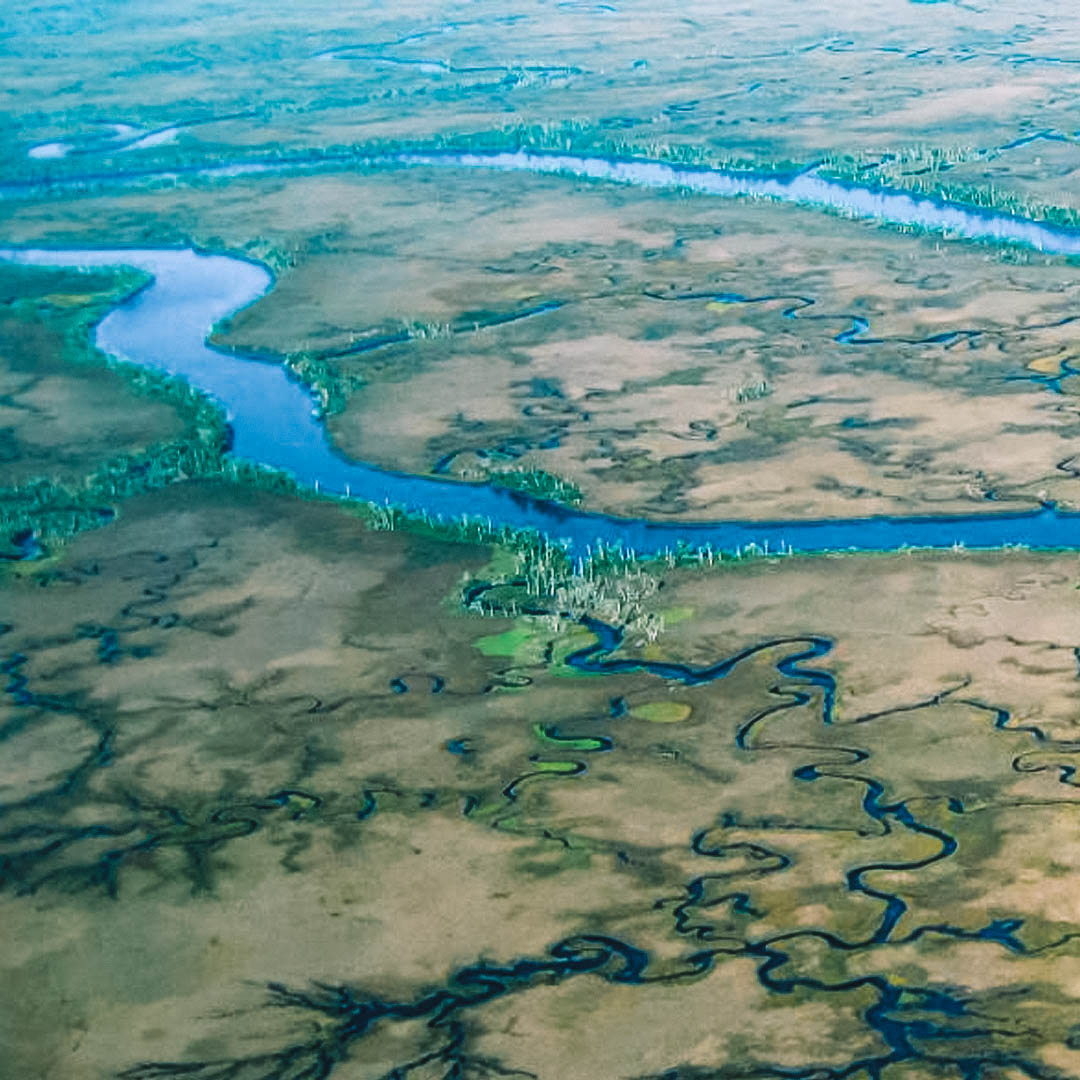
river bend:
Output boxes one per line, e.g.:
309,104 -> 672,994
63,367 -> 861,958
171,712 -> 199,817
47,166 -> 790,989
5,216 -> 1080,556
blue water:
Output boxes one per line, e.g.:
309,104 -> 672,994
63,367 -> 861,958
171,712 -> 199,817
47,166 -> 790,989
5,238 -> 1080,557
13,145 -> 1080,257
388,150 -> 1080,254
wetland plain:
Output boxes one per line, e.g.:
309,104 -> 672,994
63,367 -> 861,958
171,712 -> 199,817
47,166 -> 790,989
7,3 -> 1080,1079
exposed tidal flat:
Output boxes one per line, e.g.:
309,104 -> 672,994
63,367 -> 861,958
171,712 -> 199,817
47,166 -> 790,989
3,244 -> 1080,1077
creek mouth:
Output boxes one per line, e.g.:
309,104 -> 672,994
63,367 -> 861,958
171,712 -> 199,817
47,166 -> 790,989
3,238 -> 1080,557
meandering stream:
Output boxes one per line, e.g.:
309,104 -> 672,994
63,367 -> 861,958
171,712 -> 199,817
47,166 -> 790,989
7,150 -> 1080,555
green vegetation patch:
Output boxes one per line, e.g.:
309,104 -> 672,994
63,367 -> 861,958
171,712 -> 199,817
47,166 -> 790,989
630,701 -> 692,723
473,624 -> 542,659
532,724 -> 608,752
0,262 -> 235,551
488,466 -> 583,507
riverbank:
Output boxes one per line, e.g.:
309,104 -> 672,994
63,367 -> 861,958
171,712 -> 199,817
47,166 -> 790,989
7,241 -> 1080,569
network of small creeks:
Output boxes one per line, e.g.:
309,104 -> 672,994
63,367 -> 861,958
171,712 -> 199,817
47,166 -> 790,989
9,588 -> 1074,1079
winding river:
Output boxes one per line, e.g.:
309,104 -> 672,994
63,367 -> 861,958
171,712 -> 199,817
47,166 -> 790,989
8,150 -> 1080,555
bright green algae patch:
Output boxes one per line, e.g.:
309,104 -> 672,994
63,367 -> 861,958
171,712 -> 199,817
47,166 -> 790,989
532,724 -> 608,752
473,625 -> 539,659
631,701 -> 693,723
527,758 -> 582,774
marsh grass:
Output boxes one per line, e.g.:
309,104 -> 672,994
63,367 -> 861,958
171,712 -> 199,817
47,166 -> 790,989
487,466 -> 584,506
0,263 -> 231,553
820,144 -> 1080,231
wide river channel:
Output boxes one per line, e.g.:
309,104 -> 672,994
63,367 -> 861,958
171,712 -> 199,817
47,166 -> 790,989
7,150 -> 1080,556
